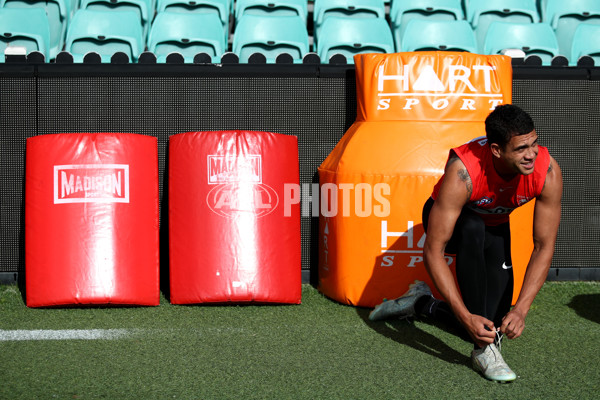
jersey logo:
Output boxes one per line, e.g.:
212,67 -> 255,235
517,195 -> 531,206
473,196 -> 493,206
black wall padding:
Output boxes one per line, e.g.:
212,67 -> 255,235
0,74 -> 37,276
0,65 -> 598,279
28,66 -> 357,277
513,80 -> 600,269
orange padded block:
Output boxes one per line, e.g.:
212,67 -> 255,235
318,52 -> 531,307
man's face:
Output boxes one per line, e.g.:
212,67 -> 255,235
493,130 -> 539,176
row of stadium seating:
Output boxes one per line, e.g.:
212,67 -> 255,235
1,0 -> 599,65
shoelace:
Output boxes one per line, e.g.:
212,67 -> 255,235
494,330 -> 504,353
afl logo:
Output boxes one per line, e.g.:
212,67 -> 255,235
206,182 -> 279,218
473,196 -> 494,207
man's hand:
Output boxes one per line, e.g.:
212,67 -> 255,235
461,313 -> 497,348
500,309 -> 526,339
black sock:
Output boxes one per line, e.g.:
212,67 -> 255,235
414,295 -> 435,316
416,296 -> 472,342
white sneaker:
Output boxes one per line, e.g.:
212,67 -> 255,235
471,342 -> 517,383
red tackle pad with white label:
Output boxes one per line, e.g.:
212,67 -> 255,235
25,133 -> 160,307
169,131 -> 301,304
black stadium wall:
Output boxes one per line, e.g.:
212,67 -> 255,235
1,61 -> 599,285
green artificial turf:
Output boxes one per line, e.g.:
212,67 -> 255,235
1,282 -> 599,399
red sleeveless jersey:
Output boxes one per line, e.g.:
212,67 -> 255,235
431,137 -> 551,226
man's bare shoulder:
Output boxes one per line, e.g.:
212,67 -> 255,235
540,155 -> 563,199
440,155 -> 472,203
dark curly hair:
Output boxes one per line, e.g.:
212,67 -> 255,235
485,104 -> 535,148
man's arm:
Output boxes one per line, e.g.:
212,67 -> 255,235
423,156 -> 497,347
501,156 -> 563,339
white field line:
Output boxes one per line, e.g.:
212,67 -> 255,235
0,329 -> 136,341
0,327 -> 247,341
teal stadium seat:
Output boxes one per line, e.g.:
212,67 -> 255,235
232,14 -> 309,63
235,0 -> 308,24
316,16 -> 394,64
1,0 -> 72,60
390,0 -> 464,50
313,0 -> 385,40
570,23 -> 600,66
156,0 -> 230,41
79,0 -> 153,39
399,19 -> 477,53
65,9 -> 144,62
543,0 -> 600,57
466,0 -> 540,51
391,0 -> 463,30
148,12 -> 226,62
0,7 -> 50,60
483,22 -> 559,65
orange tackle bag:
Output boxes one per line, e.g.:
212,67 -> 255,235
318,52 -> 532,307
